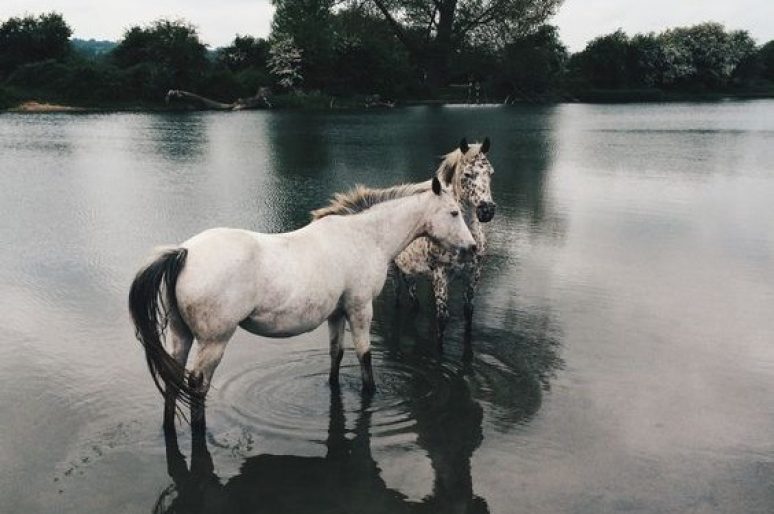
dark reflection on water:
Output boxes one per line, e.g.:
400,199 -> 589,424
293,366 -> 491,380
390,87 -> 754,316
155,301 -> 563,514
2,102 -> 774,514
156,380 -> 484,514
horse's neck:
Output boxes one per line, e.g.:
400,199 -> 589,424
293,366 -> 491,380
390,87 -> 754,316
350,194 -> 429,261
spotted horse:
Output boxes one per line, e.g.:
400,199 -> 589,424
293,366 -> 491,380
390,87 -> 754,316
394,137 -> 496,343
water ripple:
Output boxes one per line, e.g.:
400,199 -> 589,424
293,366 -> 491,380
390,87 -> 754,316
212,347 -> 457,448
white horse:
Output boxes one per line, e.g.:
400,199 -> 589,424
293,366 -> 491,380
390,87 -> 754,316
129,177 -> 475,431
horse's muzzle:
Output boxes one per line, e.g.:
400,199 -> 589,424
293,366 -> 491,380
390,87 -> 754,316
476,201 -> 496,223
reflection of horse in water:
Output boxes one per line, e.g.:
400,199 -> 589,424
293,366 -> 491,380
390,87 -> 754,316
155,384 -> 488,514
154,284 -> 562,514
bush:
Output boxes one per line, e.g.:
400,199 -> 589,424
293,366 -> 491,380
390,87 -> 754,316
271,90 -> 332,109
5,59 -> 72,92
0,85 -> 18,109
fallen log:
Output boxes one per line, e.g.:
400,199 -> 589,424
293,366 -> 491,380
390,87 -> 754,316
165,88 -> 273,110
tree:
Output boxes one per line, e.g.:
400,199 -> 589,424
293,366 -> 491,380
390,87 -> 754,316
575,29 -> 630,89
627,33 -> 665,87
760,41 -> 774,82
363,0 -> 563,87
499,24 -> 566,96
271,0 -> 335,89
0,12 -> 71,76
269,36 -> 303,90
329,6 -> 414,96
217,35 -> 270,72
658,23 -> 757,89
112,19 -> 208,97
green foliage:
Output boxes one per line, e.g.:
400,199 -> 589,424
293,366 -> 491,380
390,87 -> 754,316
361,0 -> 563,86
271,90 -> 333,109
71,38 -> 117,59
574,29 -> 630,89
6,58 -> 127,103
329,7 -> 414,97
0,84 -> 18,109
499,25 -> 567,96
112,19 -> 208,91
269,37 -> 304,90
761,41 -> 774,81
2,10 -> 772,109
568,23 -> 763,95
0,12 -> 71,77
658,23 -> 757,89
272,0 -> 335,88
217,36 -> 270,72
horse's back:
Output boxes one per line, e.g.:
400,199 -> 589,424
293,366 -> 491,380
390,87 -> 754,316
175,226 -> 349,340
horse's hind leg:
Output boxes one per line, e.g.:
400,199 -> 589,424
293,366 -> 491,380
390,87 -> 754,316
164,316 -> 194,434
188,337 -> 231,433
400,271 -> 419,309
328,314 -> 346,386
390,266 -> 402,307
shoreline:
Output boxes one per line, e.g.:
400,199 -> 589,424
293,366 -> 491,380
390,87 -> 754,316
3,92 -> 774,113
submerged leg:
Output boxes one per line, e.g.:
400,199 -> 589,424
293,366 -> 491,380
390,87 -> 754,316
391,266 -> 402,307
164,317 -> 194,434
348,303 -> 375,394
328,313 -> 346,386
463,259 -> 482,333
404,275 -> 418,309
432,267 -> 450,344
188,338 -> 230,434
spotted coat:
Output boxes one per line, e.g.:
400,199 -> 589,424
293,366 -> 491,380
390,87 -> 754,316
393,140 -> 495,339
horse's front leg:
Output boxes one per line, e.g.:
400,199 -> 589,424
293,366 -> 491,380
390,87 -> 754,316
432,266 -> 450,345
463,257 -> 483,333
347,302 -> 375,393
327,313 -> 346,386
393,265 -> 418,308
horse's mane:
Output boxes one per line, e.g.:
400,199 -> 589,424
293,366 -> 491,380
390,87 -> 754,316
436,143 -> 483,198
311,142 -> 482,220
311,182 -> 431,220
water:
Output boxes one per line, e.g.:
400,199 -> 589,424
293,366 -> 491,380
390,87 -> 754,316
1,102 -> 773,513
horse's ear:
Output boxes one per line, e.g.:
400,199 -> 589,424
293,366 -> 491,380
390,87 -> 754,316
432,176 -> 442,195
481,137 -> 490,153
459,138 -> 469,154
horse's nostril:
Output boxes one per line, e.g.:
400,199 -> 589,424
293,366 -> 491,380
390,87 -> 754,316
470,244 -> 478,253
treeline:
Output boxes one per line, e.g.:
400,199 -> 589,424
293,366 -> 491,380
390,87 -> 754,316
1,10 -> 773,110
567,24 -> 774,101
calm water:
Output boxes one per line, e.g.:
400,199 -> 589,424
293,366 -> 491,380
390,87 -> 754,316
1,102 -> 773,513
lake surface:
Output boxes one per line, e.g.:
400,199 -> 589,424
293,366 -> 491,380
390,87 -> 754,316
1,102 -> 773,513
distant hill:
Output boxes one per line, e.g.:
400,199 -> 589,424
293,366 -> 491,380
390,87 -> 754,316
71,38 -> 118,58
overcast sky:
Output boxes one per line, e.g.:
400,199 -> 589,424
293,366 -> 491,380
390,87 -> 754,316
2,0 -> 773,51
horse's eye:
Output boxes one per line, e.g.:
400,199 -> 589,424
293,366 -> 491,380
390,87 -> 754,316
451,210 -> 459,217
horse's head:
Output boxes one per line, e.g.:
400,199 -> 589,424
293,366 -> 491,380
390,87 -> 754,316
450,137 -> 496,223
426,176 -> 477,254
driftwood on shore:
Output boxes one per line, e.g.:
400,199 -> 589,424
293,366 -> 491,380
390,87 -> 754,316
165,88 -> 273,110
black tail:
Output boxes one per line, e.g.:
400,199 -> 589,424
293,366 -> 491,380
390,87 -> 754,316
129,247 -> 199,407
